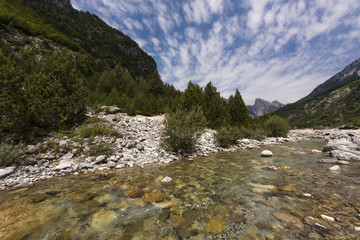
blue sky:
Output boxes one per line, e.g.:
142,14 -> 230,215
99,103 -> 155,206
71,0 -> 360,105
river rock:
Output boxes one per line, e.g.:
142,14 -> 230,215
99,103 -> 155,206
268,166 -> 278,171
108,106 -> 121,114
330,150 -> 360,161
160,176 -> 173,185
55,160 -> 73,170
91,210 -> 116,229
142,192 -> 167,202
321,214 -> 335,222
273,212 -> 304,230
355,226 -> 360,231
124,187 -> 144,198
60,152 -> 73,161
261,150 -> 273,157
329,165 -> 340,171
318,159 -> 350,165
0,166 -> 16,178
95,155 -> 107,164
106,161 -> 116,168
79,162 -> 94,169
204,216 -> 227,235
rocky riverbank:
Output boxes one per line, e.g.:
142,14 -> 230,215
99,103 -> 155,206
1,108 -> 359,190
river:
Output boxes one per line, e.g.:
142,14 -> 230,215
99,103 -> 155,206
0,139 -> 359,239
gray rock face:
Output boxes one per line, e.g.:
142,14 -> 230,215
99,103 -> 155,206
0,166 -> 16,179
248,98 -> 285,118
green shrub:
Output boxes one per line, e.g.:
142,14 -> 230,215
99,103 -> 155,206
79,124 -> 123,138
264,115 -> 290,137
215,126 -> 244,147
89,142 -> 113,156
162,107 -> 207,154
0,142 -> 25,167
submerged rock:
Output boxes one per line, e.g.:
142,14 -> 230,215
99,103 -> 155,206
142,192 -> 167,203
273,212 -> 304,230
204,216 -> 227,235
329,165 -> 340,171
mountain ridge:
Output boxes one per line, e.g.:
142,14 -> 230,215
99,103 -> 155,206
247,98 -> 284,118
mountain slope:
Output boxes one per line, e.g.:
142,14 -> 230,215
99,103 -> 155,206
22,0 -> 157,78
306,57 -> 360,98
276,78 -> 360,127
247,98 -> 284,118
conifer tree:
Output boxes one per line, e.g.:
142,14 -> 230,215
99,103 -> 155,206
204,82 -> 228,129
180,81 -> 205,111
228,89 -> 251,127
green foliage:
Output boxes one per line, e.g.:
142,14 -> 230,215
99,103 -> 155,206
88,142 -> 113,156
162,107 -> 207,154
180,81 -> 205,111
276,79 -> 360,128
215,126 -> 244,147
264,115 -> 290,137
228,89 -> 251,127
0,142 -> 25,167
203,82 -> 229,129
0,48 -> 87,142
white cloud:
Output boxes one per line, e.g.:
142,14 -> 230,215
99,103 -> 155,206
71,0 -> 360,104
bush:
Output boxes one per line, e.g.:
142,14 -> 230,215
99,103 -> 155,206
0,142 -> 25,167
264,115 -> 290,137
162,107 -> 206,154
79,124 -> 123,138
88,142 -> 113,156
215,126 -> 244,147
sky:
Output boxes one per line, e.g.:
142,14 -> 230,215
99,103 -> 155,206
70,0 -> 360,105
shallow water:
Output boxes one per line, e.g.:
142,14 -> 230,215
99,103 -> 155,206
1,140 -> 360,239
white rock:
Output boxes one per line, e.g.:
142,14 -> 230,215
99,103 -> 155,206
26,145 -> 37,153
321,214 -> 335,222
161,176 -> 173,184
55,161 -> 73,170
355,226 -> 360,232
106,161 -> 116,168
261,150 -> 273,157
59,140 -> 69,148
95,155 -> 107,164
312,149 -> 322,153
329,165 -> 340,171
60,152 -> 73,161
0,166 -> 16,179
268,166 -> 278,171
303,193 -> 312,197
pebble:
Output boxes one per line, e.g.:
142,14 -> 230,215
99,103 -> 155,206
302,193 -> 312,197
321,214 -> 335,222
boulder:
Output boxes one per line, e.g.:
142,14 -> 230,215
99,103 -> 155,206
23,157 -> 37,166
318,159 -> 350,165
79,163 -> 94,169
95,155 -> 107,164
330,150 -> 360,161
106,161 -> 116,168
55,160 -> 73,170
60,152 -> 73,161
108,106 -> 121,114
261,150 -> 273,157
0,166 -> 16,179
26,145 -> 37,154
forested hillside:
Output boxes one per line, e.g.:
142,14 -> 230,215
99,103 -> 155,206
0,0 -> 180,141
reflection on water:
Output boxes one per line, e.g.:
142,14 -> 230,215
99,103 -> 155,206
1,140 -> 360,239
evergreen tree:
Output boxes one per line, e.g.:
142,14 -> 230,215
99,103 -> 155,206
180,81 -> 205,111
228,89 -> 251,127
203,82 -> 228,129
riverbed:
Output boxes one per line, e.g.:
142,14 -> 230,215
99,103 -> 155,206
0,139 -> 359,239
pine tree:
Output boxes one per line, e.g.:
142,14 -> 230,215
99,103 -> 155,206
228,89 -> 251,127
180,81 -> 205,111
203,82 -> 228,129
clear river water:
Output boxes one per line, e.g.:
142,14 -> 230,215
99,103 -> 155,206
0,139 -> 360,239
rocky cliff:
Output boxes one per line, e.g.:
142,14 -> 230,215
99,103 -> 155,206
247,98 -> 284,118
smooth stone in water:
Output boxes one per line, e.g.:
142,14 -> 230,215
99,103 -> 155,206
204,216 -> 227,235
321,214 -> 335,222
142,192 -> 167,202
261,150 -> 273,157
91,210 -> 116,229
329,165 -> 340,171
268,166 -> 278,171
160,176 -> 173,185
273,212 -> 304,230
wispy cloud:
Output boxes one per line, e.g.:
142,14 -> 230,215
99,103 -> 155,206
70,0 -> 360,104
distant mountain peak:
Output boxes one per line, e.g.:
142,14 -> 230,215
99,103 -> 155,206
248,98 -> 284,118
